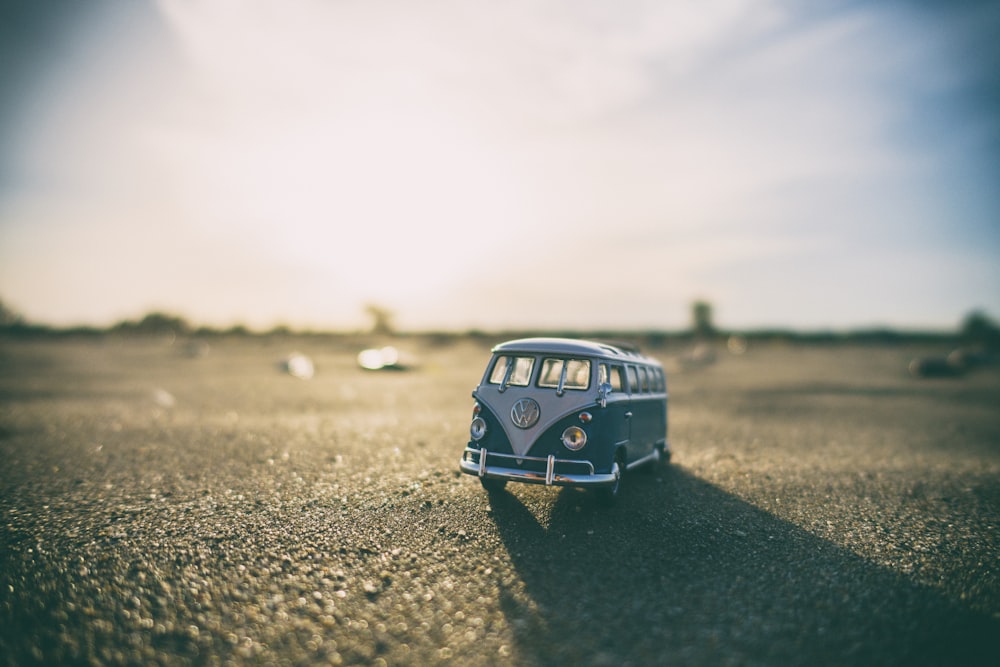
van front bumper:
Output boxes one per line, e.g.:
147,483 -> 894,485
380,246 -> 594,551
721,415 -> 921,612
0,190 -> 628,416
460,447 -> 618,488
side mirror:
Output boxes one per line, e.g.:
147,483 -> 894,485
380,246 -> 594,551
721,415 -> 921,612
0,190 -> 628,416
597,382 -> 612,408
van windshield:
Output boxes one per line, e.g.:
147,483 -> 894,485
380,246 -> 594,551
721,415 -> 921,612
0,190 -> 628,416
538,358 -> 591,391
488,355 -> 534,388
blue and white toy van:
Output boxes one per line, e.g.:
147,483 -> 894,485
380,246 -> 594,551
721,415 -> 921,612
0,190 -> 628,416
459,338 -> 669,503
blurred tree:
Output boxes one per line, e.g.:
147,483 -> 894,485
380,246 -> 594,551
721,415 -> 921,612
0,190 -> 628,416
138,313 -> 190,335
113,312 -> 191,336
365,304 -> 395,335
0,299 -> 25,326
691,300 -> 716,339
960,310 -> 1000,349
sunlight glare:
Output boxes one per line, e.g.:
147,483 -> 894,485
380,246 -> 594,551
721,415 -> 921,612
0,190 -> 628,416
157,0 -> 532,310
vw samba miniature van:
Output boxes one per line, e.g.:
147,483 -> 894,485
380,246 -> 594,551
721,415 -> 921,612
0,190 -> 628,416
460,338 -> 669,504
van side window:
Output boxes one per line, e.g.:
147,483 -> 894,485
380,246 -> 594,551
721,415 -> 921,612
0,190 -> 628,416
538,358 -> 591,390
488,355 -> 534,387
639,367 -> 650,393
654,368 -> 665,392
626,366 -> 638,394
599,363 -> 624,392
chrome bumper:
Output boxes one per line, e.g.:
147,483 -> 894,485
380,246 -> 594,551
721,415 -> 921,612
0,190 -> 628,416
460,447 -> 618,488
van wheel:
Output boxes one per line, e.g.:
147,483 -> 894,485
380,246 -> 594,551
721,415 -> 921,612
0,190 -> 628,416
596,456 -> 624,506
658,442 -> 672,466
480,477 -> 507,493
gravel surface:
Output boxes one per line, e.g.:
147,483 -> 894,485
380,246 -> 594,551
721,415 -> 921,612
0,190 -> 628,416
1,336 -> 998,666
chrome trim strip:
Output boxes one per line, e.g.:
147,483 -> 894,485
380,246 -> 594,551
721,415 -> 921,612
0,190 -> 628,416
626,449 -> 660,471
545,455 -> 555,486
479,448 -> 487,477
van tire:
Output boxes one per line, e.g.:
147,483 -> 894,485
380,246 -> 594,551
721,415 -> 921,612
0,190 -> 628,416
595,456 -> 624,506
480,477 -> 507,493
658,442 -> 672,466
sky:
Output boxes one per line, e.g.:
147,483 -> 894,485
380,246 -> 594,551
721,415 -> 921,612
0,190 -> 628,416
1,0 -> 998,332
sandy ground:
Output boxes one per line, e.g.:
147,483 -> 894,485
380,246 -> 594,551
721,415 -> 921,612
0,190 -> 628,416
1,336 -> 998,666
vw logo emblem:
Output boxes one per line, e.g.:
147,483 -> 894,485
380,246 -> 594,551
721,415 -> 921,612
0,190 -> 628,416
510,398 -> 540,429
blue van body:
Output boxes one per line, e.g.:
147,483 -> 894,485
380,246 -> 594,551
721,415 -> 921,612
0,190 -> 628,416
459,338 -> 668,501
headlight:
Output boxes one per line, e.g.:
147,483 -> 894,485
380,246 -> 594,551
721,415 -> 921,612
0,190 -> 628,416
470,417 -> 487,441
561,426 -> 587,451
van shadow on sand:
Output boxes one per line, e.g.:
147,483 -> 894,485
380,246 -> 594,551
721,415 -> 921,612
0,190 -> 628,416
487,466 -> 998,666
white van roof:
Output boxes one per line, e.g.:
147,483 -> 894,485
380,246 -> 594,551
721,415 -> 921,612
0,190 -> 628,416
491,337 -> 658,364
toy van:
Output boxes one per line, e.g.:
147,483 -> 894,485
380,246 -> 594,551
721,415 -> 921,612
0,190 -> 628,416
459,337 -> 669,503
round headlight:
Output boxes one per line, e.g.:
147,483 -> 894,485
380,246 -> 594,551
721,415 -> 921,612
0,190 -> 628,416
561,426 -> 587,451
470,417 -> 487,441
